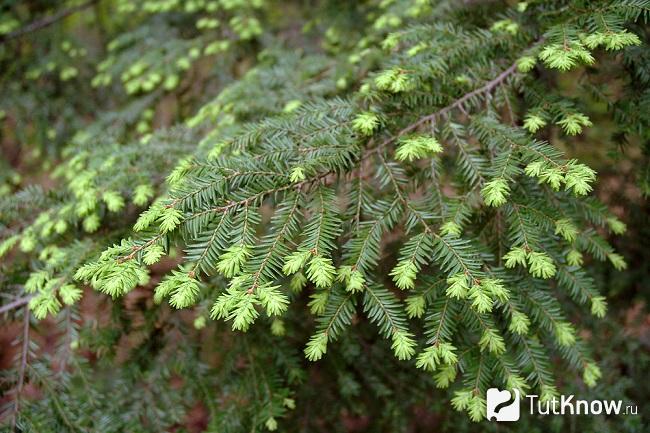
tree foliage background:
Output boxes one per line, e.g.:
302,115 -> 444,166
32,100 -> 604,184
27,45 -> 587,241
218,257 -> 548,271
0,0 -> 649,432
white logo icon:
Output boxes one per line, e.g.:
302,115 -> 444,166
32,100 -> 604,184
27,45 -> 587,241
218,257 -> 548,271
487,388 -> 520,421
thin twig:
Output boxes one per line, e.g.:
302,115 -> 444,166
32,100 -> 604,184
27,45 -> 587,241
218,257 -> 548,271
363,61 -> 519,159
118,171 -> 331,263
1,0 -> 98,43
0,296 -> 32,315
11,308 -> 30,431
397,62 -> 518,137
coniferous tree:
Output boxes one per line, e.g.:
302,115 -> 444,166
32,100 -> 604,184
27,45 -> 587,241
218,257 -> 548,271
0,0 -> 649,431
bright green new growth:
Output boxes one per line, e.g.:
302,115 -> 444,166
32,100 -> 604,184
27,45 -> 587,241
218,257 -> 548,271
523,113 -> 547,133
133,183 -> 155,206
439,221 -> 462,237
583,362 -> 603,388
416,342 -> 458,372
557,113 -> 592,136
446,273 -> 469,299
159,206 -> 184,232
509,310 -> 531,335
306,255 -> 337,288
102,191 -> 125,212
352,111 -> 380,136
481,178 -> 510,207
217,244 -> 252,277
159,271 -> 201,309
390,260 -> 419,290
395,135 -> 443,161
304,331 -> 328,361
516,55 -> 537,73
539,42 -> 595,71
375,67 -> 414,93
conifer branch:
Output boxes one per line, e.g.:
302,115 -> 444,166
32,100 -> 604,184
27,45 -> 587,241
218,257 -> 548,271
1,0 -> 98,43
364,61 -> 520,160
183,171 -> 332,223
400,62 -> 519,136
0,295 -> 32,315
2,0 -> 642,426
248,193 -> 301,291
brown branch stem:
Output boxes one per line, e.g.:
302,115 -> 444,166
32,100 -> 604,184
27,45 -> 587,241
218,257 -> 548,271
363,61 -> 519,159
1,0 -> 98,43
11,308 -> 30,431
0,296 -> 32,315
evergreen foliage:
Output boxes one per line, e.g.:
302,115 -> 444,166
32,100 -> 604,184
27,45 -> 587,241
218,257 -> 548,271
1,0 -> 649,431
